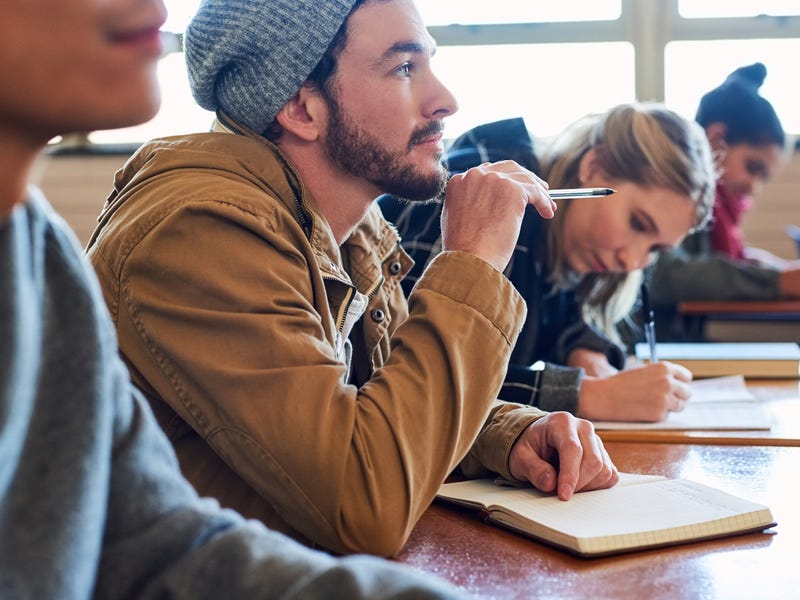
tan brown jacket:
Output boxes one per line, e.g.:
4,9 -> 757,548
86,124 -> 547,556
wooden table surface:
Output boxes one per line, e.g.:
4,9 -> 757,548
597,379 -> 800,446
678,300 -> 800,317
396,442 -> 799,600
676,301 -> 800,341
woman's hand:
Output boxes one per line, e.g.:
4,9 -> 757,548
577,361 -> 692,422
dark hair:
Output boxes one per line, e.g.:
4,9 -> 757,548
695,63 -> 785,148
263,0 -> 369,142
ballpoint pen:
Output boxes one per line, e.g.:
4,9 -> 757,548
640,281 -> 658,364
548,187 -> 615,200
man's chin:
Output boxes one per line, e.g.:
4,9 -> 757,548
387,187 -> 444,203
379,169 -> 447,203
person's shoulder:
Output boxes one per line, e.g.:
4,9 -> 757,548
129,131 -> 275,168
446,117 -> 538,174
22,186 -> 85,255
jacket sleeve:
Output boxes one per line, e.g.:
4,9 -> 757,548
650,246 -> 783,304
457,399 -> 548,481
110,201 -> 531,557
381,196 -> 620,417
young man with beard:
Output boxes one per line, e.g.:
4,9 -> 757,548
87,0 -> 618,557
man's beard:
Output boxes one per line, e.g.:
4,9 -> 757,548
323,96 -> 448,202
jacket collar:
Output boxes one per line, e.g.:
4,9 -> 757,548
210,112 -> 405,291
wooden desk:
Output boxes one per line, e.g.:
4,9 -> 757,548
396,443 -> 798,600
679,300 -> 800,317
597,379 -> 800,446
677,300 -> 800,342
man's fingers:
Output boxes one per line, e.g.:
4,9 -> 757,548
571,433 -> 619,493
543,413 -> 584,500
473,160 -> 557,217
557,421 -> 618,498
528,459 -> 559,494
510,413 -> 620,501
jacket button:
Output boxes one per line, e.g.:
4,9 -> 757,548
388,261 -> 402,275
371,309 -> 385,323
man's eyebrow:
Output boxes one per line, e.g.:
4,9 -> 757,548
374,40 -> 436,65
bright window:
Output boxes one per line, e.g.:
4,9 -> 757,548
87,0 -> 800,145
434,43 -> 635,139
678,1 -> 800,18
416,0 -> 620,25
665,39 -> 800,134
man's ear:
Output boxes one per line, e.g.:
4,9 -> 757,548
705,122 -> 728,152
275,84 -> 326,142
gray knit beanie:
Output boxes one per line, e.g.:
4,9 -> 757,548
185,0 -> 358,134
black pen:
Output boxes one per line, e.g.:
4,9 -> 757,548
640,281 -> 658,364
548,187 -> 615,200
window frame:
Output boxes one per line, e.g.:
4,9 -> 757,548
61,0 -> 800,148
428,0 -> 800,102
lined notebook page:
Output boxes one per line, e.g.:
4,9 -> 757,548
689,375 -> 754,402
497,479 -> 767,536
438,475 -> 773,556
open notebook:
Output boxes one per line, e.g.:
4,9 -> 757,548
437,473 -> 775,558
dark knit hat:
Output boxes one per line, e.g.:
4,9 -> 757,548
185,0 -> 358,134
695,62 -> 785,147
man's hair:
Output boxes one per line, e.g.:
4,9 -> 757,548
263,0 -> 372,142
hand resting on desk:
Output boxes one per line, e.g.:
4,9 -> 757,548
508,412 -> 619,501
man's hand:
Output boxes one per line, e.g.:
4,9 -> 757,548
508,412 -> 618,500
441,160 -> 556,273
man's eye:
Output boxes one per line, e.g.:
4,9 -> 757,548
396,62 -> 412,77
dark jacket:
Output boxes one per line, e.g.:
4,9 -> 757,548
649,214 -> 782,341
380,118 -> 626,414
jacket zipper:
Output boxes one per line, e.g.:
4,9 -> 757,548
322,274 -> 355,336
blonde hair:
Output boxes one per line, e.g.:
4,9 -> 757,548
539,102 -> 716,342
